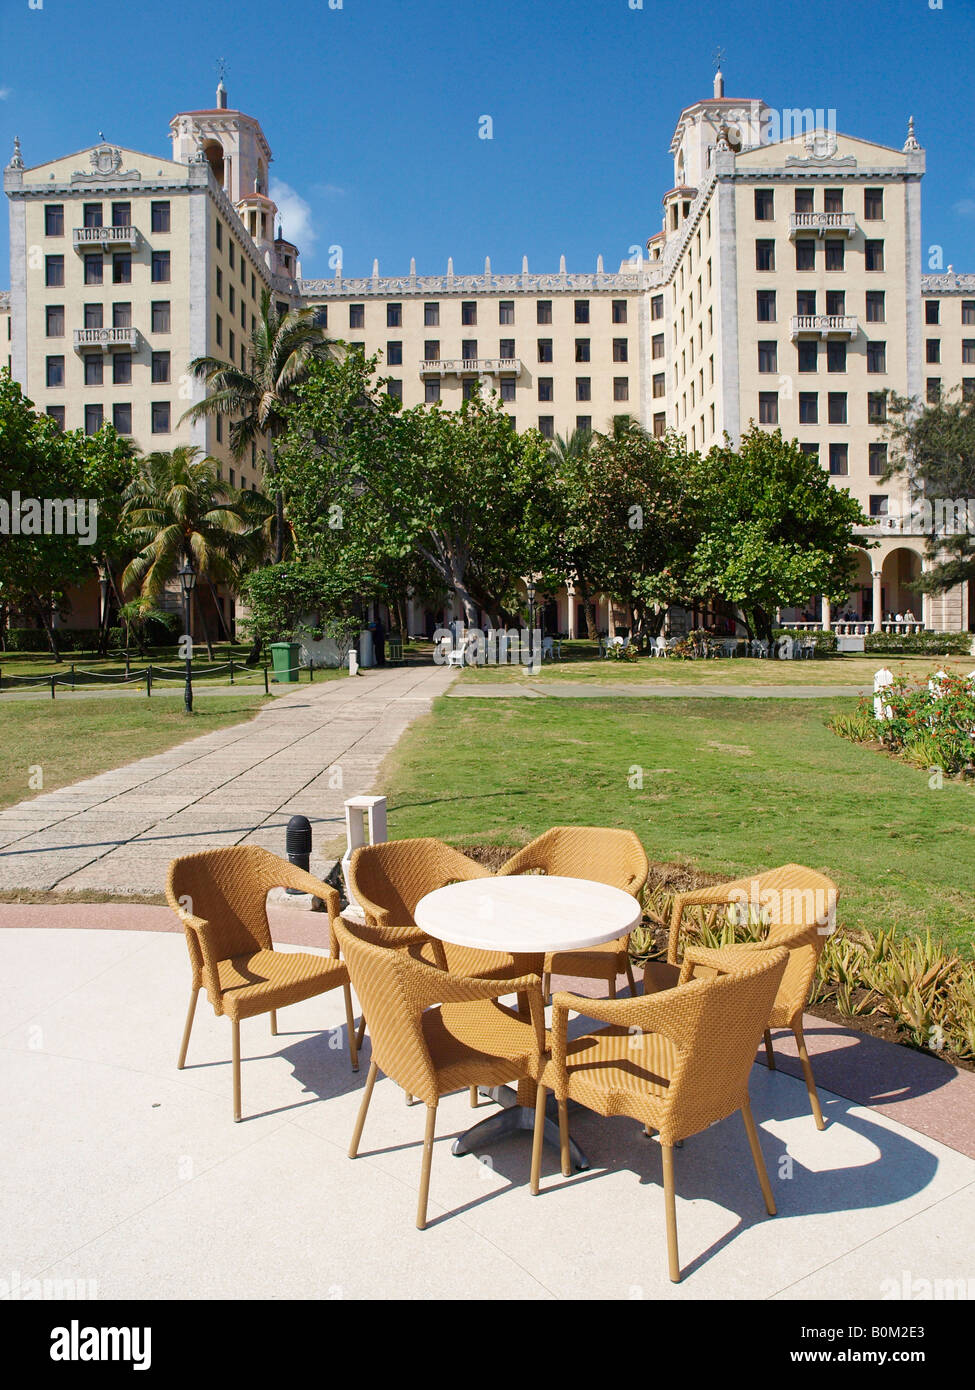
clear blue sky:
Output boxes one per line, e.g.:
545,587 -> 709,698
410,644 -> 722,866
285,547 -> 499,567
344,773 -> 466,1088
2,0 -> 974,282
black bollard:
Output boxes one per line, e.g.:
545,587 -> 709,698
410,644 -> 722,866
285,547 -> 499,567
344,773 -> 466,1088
285,814 -> 313,895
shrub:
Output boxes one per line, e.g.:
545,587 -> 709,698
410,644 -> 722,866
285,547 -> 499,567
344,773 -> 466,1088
773,627 -> 837,655
831,670 -> 975,777
864,631 -> 973,656
4,628 -> 50,652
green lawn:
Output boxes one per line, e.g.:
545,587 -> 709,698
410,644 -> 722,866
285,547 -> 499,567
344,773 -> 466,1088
382,695 -> 975,952
0,694 -> 268,812
0,645 -> 344,690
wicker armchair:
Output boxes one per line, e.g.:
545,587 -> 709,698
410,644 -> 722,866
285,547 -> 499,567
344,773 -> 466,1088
651,863 -> 839,1129
334,916 -> 546,1229
497,827 -> 648,998
533,945 -> 788,1281
166,846 -> 359,1122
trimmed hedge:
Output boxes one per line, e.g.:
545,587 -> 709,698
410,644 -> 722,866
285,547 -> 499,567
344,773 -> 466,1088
3,627 -> 104,653
864,631 -> 974,657
773,627 -> 838,655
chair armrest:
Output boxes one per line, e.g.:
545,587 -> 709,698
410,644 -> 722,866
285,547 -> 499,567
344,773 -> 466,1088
678,943 -> 767,984
174,908 -> 224,999
548,988 -> 694,1097
412,960 -> 547,1062
268,862 -> 342,954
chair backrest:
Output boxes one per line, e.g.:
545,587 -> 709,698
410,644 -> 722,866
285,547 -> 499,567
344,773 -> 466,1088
167,846 -> 282,985
497,826 -> 649,898
348,837 -> 490,930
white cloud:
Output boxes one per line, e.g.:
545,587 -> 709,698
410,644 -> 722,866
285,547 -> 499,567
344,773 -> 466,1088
0,88 -> 11,100
953,198 -> 975,219
269,178 -> 316,251
311,182 -> 346,198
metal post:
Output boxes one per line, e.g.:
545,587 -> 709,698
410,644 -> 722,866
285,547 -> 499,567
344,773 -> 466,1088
50,673 -> 56,700
147,665 -> 152,697
264,664 -> 269,695
70,663 -> 75,691
309,661 -> 314,682
125,650 -> 130,678
229,658 -> 234,685
183,593 -> 193,714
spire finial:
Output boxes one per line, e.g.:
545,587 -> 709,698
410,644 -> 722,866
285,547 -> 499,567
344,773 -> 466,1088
712,46 -> 725,98
8,135 -> 24,170
216,58 -> 228,109
903,115 -> 921,151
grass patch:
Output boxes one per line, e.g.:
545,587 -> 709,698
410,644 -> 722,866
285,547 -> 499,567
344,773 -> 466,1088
0,645 -> 345,689
382,695 -> 975,952
0,694 -> 268,812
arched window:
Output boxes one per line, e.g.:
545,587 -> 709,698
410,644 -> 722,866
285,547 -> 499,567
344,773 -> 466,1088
203,140 -> 224,187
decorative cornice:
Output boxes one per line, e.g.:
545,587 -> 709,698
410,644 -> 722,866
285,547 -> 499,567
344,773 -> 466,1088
0,290 -> 11,310
298,268 -> 656,298
921,271 -> 975,293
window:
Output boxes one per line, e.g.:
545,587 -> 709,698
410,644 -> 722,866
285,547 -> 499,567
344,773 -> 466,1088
612,299 -> 627,324
653,412 -> 666,438
925,300 -> 940,325
424,380 -> 440,404
386,341 -> 403,366
537,338 -> 553,363
498,301 -> 514,325
964,379 -> 975,402
828,442 -> 848,475
111,202 -> 131,228
215,221 -> 223,251
576,377 -> 591,401
825,239 -> 845,271
500,378 -> 516,402
758,391 -> 778,424
754,189 -> 774,220
457,379 -> 475,402
826,290 -> 846,316
112,254 -> 131,284
215,314 -> 223,346
613,338 -> 628,362
758,340 -> 778,373
84,254 -> 103,285
113,352 -> 131,384
151,401 -> 170,433
867,341 -> 887,373
651,294 -> 664,320
423,339 -> 439,361
926,339 -> 941,363
45,204 -> 64,237
864,188 -> 884,220
963,340 -> 975,365
150,200 -> 171,233
869,443 -> 888,476
538,377 -> 553,402
387,380 -> 403,400
46,355 -> 64,387
821,189 -> 843,215
537,300 -> 552,324
576,416 -> 592,432
151,250 -> 171,282
756,290 -> 776,322
795,188 -> 814,214
151,351 -> 171,383
461,301 -> 477,326
795,238 -> 816,271
83,203 -> 103,229
799,392 -> 819,424
799,442 -> 819,458
215,267 -> 223,299
866,290 -> 886,323
45,254 -> 64,286
461,339 -> 477,360
84,303 -> 103,329
229,243 -> 235,269
797,289 -> 817,316
828,392 -> 847,424
827,340 -> 847,372
575,301 -> 590,324
652,372 -> 666,397
797,341 -> 818,373
865,240 -> 884,271
963,301 -> 975,326
614,377 -> 629,401
112,402 -> 132,434
575,338 -> 590,363
228,328 -> 235,359
151,301 -> 171,333
651,333 -> 665,359
85,404 -> 104,435
312,305 -> 327,328
215,415 -> 223,443
868,392 -> 887,424
499,338 -> 515,359
424,302 -> 439,326
869,495 -> 889,518
755,239 -> 775,271
45,305 -> 64,337
538,416 -> 554,439
110,303 -> 131,331
46,406 -> 65,430
927,378 -> 941,404
349,304 -> 364,329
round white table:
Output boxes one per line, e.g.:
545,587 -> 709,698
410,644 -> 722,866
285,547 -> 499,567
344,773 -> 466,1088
414,875 -> 643,1169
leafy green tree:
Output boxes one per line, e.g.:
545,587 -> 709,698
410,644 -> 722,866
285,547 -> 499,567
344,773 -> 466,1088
182,290 -> 333,561
240,560 -> 360,657
689,426 -> 867,643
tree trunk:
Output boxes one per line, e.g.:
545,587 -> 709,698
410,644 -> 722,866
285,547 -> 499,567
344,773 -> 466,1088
33,594 -> 61,662
576,577 -> 598,640
266,433 -> 285,564
196,593 -> 216,662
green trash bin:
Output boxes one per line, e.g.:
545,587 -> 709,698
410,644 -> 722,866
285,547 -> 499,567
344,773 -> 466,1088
269,641 -> 301,683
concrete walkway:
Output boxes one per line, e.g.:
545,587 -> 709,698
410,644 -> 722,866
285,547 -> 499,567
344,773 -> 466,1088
0,665 -> 455,895
449,681 -> 866,699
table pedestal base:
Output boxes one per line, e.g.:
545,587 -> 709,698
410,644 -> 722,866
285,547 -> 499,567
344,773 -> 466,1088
450,1086 -> 590,1171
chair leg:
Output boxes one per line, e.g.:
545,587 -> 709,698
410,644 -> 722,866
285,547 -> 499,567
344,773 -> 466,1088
349,1060 -> 378,1157
542,972 -> 551,1004
741,1099 -> 777,1215
231,1017 -> 242,1123
794,1024 -> 826,1130
763,1028 -> 776,1070
406,1093 -> 415,1106
355,1012 -> 367,1051
557,1098 -> 572,1177
624,956 -> 637,997
417,1104 -> 438,1230
270,1009 -> 278,1037
530,1085 -> 548,1194
342,983 -> 359,1072
177,987 -> 199,1069
608,977 -> 617,1000
469,1085 -> 479,1108
661,1142 -> 680,1282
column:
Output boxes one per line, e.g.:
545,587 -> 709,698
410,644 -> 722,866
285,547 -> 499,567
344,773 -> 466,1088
822,598 -> 832,631
871,570 -> 883,633
566,585 -> 576,639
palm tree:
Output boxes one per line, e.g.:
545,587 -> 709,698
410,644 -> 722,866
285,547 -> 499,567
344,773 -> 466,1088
182,290 -> 333,563
120,447 -> 256,660
548,428 -> 601,640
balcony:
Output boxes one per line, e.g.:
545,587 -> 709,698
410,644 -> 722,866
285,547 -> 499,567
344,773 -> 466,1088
419,357 -> 523,377
73,327 -> 138,351
789,314 -> 859,340
788,212 -> 857,238
72,226 -> 140,251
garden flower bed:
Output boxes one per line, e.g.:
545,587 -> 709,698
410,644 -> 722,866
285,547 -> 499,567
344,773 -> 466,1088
829,669 -> 975,778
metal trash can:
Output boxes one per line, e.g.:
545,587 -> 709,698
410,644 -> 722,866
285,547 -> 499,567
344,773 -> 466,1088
269,641 -> 301,683
387,633 -> 403,664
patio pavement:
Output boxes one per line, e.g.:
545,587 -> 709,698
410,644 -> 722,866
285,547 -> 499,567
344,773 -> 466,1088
2,922 -> 973,1301
0,664 -> 455,895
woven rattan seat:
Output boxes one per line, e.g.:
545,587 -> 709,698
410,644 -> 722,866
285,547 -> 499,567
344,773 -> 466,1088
167,846 -> 359,1121
497,827 -> 648,997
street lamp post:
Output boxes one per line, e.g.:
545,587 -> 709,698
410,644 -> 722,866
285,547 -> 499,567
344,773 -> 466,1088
178,559 -> 197,714
526,579 -> 536,668
96,564 -> 109,653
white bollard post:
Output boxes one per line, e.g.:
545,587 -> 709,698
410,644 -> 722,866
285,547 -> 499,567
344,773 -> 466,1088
341,795 -> 388,918
873,667 -> 894,721
348,648 -> 359,677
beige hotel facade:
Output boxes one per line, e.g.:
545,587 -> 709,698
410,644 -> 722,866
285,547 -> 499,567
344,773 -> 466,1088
4,73 -> 974,635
